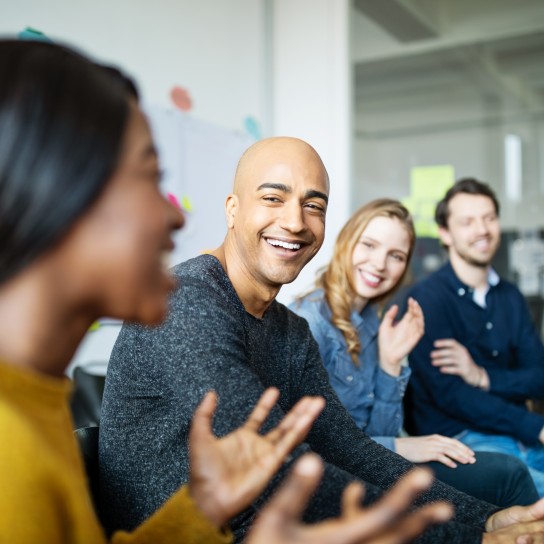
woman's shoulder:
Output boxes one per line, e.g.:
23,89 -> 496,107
289,288 -> 329,316
288,289 -> 337,340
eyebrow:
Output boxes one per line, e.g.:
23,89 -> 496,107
360,235 -> 408,255
257,183 -> 329,204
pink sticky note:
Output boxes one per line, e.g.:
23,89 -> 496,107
167,192 -> 181,210
170,86 -> 193,111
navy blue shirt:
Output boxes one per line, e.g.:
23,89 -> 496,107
406,261 -> 544,446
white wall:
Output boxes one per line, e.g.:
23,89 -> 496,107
1,1 -> 353,371
1,0 -> 273,373
0,0 -> 267,131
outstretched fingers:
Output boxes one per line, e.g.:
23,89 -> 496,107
264,396 -> 325,455
254,453 -> 324,527
345,469 -> 436,537
189,391 -> 219,447
243,387 -> 281,432
385,501 -> 454,544
382,304 -> 399,328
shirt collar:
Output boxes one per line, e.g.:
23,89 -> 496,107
443,261 -> 500,298
488,267 -> 500,286
351,302 -> 380,336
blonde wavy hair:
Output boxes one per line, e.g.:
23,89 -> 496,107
317,199 -> 416,365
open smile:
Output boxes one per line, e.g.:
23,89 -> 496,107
359,270 -> 383,288
471,238 -> 493,251
265,237 -> 303,251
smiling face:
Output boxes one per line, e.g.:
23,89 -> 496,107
225,138 -> 329,292
65,103 -> 184,325
351,215 -> 411,308
439,193 -> 500,268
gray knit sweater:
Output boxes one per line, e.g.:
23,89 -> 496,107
99,255 -> 496,543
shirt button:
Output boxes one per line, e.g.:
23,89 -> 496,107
492,350 -> 499,357
486,322 -> 493,330
368,393 -> 374,399
346,375 -> 353,382
457,288 -> 465,296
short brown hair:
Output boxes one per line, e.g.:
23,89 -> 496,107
435,178 -> 500,229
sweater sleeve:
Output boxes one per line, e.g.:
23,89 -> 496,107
112,486 -> 232,544
100,268 -> 272,536
409,285 -> 544,446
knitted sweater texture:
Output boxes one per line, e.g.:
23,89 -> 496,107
100,255 -> 497,543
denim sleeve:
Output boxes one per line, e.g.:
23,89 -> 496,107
364,366 -> 410,438
371,435 -> 397,451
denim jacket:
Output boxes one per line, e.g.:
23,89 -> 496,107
289,289 -> 410,452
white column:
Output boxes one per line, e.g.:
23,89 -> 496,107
271,0 -> 352,304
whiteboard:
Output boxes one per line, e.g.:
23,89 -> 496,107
145,103 -> 255,267
68,106 -> 254,375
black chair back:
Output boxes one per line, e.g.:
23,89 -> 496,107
74,426 -> 102,520
70,367 -> 105,429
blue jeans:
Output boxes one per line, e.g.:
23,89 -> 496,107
457,430 -> 544,497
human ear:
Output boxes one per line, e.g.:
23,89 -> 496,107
438,226 -> 452,247
225,194 -> 238,228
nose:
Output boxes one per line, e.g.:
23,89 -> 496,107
474,217 -> 489,235
165,196 -> 185,232
371,249 -> 387,271
279,200 -> 305,233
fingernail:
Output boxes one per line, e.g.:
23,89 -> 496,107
295,455 -> 321,475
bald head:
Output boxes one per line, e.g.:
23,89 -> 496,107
219,136 -> 329,310
233,137 -> 329,196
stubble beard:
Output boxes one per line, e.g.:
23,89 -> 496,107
455,241 -> 498,269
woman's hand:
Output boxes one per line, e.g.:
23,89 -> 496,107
247,457 -> 453,544
188,388 -> 325,529
379,298 -> 424,376
395,435 -> 476,468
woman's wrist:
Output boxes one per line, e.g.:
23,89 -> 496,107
380,357 -> 402,376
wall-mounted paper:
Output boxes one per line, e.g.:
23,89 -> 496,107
402,165 -> 455,237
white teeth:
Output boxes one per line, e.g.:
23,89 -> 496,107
362,271 -> 381,283
266,239 -> 301,250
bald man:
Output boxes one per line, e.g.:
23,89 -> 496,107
99,138 -> 544,544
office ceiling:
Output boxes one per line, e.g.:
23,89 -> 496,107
352,0 -> 544,124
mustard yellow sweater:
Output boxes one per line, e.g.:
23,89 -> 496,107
0,360 -> 232,544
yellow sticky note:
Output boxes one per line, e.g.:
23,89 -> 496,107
404,165 -> 455,237
181,196 -> 194,213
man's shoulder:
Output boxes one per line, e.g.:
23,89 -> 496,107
171,254 -> 224,284
495,275 -> 523,297
289,289 -> 327,317
169,254 -> 237,304
113,255 -> 240,348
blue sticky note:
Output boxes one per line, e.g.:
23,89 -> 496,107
18,27 -> 53,42
244,116 -> 261,141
